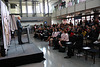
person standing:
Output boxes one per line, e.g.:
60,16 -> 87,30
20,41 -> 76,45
16,16 -> 24,44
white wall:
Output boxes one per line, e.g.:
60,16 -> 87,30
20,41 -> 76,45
86,0 -> 94,2
52,18 -> 62,24
21,17 -> 51,25
86,0 -> 100,9
75,1 -> 85,12
21,22 -> 43,26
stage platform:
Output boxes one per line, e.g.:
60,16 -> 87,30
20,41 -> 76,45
0,34 -> 45,67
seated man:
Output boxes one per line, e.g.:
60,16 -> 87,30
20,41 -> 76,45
64,32 -> 83,58
94,32 -> 100,44
74,32 -> 83,56
97,32 -> 100,41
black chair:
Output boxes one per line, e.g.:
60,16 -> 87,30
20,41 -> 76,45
43,32 -> 48,41
83,46 -> 99,64
59,46 -> 66,52
65,41 -> 74,58
88,49 -> 99,64
44,36 -> 48,41
53,37 -> 59,50
83,47 -> 91,60
93,42 -> 100,58
72,35 -> 83,56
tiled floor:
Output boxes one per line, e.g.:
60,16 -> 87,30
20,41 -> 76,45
18,35 -> 100,67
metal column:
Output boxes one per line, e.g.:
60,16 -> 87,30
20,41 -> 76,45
32,0 -> 34,17
19,0 -> 22,17
26,0 -> 28,17
43,0 -> 45,17
34,1 -> 36,16
47,0 -> 49,16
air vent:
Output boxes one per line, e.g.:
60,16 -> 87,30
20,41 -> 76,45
4,0 -> 8,2
10,4 -> 17,9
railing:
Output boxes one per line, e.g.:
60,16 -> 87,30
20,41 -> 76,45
52,0 -> 100,17
22,13 -> 44,17
53,0 -> 87,12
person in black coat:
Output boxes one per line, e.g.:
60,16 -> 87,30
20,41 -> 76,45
16,16 -> 24,44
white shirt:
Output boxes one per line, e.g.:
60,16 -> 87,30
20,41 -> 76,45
98,33 -> 100,40
61,33 -> 69,41
52,32 -> 60,37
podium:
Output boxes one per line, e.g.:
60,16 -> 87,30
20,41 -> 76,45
24,25 -> 31,43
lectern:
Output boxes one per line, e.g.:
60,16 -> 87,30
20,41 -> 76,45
24,25 -> 31,43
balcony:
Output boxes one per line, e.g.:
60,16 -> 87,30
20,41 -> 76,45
75,1 -> 85,12
52,12 -> 56,17
61,8 -> 67,15
68,6 -> 74,14
56,9 -> 61,16
52,0 -> 100,17
86,0 -> 100,9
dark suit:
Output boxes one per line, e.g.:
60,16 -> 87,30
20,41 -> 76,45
16,20 -> 23,44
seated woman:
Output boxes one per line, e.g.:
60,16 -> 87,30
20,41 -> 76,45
46,28 -> 60,46
82,29 -> 87,37
58,29 -> 69,48
45,28 -> 54,45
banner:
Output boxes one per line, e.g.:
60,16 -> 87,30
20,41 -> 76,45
10,15 -> 17,31
1,1 -> 11,52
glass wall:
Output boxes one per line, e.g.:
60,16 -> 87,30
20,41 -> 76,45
36,3 -> 41,13
22,2 -> 26,17
28,6 -> 32,13
22,6 -> 26,13
49,2 -> 54,13
9,0 -> 45,17
36,2 -> 43,17
27,2 -> 32,17
21,1 -> 44,17
9,0 -> 65,17
45,1 -> 48,14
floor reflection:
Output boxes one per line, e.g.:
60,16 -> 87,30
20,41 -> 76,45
18,36 -> 100,67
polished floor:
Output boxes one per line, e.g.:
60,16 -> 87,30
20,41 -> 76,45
18,35 -> 100,67
6,34 -> 42,58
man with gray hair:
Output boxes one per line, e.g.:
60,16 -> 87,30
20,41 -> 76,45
16,16 -> 24,44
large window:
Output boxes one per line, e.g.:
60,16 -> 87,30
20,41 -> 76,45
28,6 -> 32,13
9,0 -> 53,17
22,6 -> 26,13
36,3 -> 42,13
86,16 -> 90,21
